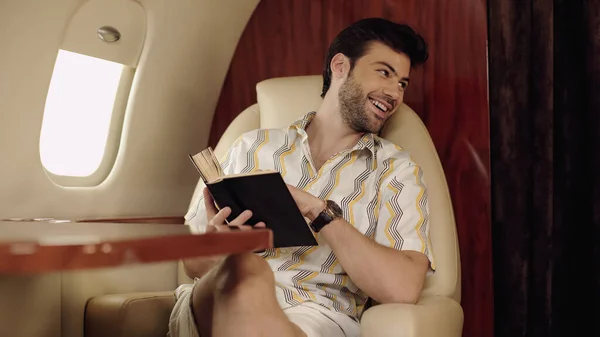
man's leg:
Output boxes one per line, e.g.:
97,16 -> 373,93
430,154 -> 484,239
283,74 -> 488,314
191,253 -> 307,337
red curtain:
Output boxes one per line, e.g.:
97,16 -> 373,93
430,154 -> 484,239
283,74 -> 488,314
488,0 -> 600,336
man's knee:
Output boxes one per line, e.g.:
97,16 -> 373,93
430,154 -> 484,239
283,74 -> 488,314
214,253 -> 274,298
190,253 -> 274,336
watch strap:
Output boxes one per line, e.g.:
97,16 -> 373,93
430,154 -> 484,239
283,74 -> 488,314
309,200 -> 342,233
309,211 -> 332,233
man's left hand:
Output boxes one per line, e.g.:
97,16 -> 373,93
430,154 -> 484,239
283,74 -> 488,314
286,184 -> 326,221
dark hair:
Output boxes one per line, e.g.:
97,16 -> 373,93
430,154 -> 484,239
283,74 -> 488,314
321,18 -> 428,97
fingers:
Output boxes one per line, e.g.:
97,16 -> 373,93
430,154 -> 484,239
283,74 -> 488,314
228,210 -> 253,227
210,224 -> 255,232
203,187 -> 219,218
227,221 -> 265,231
207,217 -> 267,233
208,223 -> 263,232
209,206 -> 231,226
207,207 -> 266,232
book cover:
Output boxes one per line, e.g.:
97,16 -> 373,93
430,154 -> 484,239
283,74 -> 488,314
189,148 -> 318,248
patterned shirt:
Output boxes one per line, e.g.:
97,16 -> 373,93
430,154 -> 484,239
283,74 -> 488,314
184,111 -> 435,321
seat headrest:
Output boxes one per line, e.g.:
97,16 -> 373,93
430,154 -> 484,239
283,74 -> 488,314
255,75 -> 415,134
256,75 -> 324,129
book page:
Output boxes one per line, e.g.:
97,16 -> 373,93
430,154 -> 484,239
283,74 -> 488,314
189,148 -> 277,183
189,147 -> 224,183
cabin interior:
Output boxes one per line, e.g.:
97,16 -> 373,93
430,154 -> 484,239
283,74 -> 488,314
1,1 -> 598,337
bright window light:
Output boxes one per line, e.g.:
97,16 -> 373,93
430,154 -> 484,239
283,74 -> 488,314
40,49 -> 124,177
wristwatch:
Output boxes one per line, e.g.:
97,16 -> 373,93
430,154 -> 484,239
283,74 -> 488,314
309,200 -> 343,233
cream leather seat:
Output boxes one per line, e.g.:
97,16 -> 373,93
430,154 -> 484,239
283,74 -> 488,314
85,75 -> 463,337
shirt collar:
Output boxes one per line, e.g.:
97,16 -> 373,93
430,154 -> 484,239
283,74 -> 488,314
290,111 -> 381,171
354,133 -> 380,171
290,111 -> 316,132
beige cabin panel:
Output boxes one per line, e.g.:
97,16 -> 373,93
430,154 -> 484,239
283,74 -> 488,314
0,1 -> 261,337
0,0 -> 260,219
0,274 -> 62,337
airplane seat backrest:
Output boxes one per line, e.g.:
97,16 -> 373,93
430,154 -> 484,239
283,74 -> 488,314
179,75 -> 461,304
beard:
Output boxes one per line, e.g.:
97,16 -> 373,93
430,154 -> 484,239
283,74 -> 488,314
338,73 -> 385,134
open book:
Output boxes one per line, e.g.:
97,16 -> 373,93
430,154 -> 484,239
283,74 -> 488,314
189,148 -> 318,248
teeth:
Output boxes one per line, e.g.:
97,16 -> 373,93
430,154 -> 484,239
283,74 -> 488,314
370,99 -> 388,112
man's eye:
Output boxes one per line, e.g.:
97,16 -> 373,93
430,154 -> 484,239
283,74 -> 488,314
378,69 -> 389,77
399,82 -> 408,89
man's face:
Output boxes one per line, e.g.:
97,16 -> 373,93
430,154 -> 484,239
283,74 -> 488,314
338,42 -> 411,134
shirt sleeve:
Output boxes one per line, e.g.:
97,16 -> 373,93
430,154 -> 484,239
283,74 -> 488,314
184,136 -> 245,233
374,159 -> 435,270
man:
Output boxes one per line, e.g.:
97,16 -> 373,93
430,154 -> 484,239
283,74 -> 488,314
169,17 -> 434,337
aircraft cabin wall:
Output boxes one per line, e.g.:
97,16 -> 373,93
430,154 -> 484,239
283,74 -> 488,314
0,0 -> 260,220
0,1 -> 260,337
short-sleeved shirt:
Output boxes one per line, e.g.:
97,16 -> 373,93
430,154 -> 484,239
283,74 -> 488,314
185,111 -> 435,321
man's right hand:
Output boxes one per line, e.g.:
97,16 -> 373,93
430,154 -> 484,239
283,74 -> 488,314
203,187 -> 266,232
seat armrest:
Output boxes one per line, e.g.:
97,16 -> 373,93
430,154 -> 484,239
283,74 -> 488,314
85,291 -> 176,337
360,296 -> 463,337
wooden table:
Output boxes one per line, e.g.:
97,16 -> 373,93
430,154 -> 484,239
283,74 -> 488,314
0,220 -> 273,274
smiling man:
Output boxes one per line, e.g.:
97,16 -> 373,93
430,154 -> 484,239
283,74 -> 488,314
170,18 -> 434,337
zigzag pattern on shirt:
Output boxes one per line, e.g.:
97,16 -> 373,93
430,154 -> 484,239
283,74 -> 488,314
277,246 -> 318,307
276,280 -> 301,306
292,270 -> 318,300
241,129 -> 268,173
414,166 -> 432,261
364,158 -> 394,239
258,248 -> 278,259
385,177 -> 406,250
339,280 -> 357,315
315,281 -> 335,304
276,246 -> 314,271
317,152 -> 356,200
296,155 -> 313,189
272,133 -> 291,174
320,251 -> 338,273
321,274 -> 346,312
341,155 -> 373,224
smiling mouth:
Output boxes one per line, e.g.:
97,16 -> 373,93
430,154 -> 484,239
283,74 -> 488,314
370,99 -> 388,112
369,97 -> 392,119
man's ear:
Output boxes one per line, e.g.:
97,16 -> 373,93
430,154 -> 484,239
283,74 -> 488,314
330,53 -> 351,80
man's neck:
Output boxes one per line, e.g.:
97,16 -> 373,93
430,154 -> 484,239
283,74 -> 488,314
305,102 -> 364,169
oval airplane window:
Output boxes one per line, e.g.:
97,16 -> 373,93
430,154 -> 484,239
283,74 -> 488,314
38,0 -> 145,187
40,49 -> 124,178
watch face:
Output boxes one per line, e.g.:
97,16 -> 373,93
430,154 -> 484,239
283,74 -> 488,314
326,200 -> 343,217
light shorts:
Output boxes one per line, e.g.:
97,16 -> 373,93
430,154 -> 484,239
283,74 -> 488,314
167,283 -> 360,337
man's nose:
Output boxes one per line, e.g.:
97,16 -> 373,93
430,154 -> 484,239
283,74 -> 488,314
382,83 -> 401,102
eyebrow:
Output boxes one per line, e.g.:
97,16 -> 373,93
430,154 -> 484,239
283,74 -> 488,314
372,61 -> 410,83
